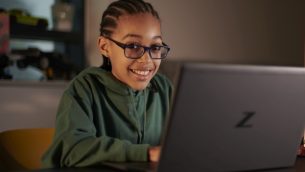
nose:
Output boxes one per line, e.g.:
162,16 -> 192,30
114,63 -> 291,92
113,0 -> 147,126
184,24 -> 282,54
136,50 -> 152,63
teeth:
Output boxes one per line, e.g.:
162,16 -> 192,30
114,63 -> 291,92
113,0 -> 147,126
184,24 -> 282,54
131,69 -> 150,76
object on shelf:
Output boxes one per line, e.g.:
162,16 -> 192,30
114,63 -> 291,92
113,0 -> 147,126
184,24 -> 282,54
5,62 -> 46,81
0,54 -> 12,79
10,47 -> 80,80
52,2 -> 74,32
9,9 -> 48,30
0,10 -> 9,54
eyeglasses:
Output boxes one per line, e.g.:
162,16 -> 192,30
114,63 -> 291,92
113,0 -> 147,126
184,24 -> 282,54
105,37 -> 170,59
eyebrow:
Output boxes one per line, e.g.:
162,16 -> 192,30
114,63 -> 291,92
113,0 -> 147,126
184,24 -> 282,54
122,34 -> 162,40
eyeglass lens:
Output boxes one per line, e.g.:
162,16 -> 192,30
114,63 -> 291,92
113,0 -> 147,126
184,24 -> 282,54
125,46 -> 168,59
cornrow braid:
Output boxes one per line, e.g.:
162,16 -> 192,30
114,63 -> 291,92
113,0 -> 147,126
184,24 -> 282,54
100,0 -> 160,71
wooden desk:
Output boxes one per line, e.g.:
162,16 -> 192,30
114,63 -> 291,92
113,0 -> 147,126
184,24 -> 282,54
12,158 -> 305,172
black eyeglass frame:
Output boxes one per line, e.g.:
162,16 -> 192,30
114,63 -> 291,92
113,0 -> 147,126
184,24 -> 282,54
104,36 -> 170,60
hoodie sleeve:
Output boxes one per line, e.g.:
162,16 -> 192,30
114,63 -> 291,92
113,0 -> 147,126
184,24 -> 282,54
41,78 -> 150,168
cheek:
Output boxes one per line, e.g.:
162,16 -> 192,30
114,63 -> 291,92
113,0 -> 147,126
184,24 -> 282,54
154,60 -> 161,71
109,48 -> 127,67
111,57 -> 129,69
110,54 -> 133,73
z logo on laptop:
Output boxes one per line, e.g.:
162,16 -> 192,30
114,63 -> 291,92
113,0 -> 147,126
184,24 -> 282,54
235,111 -> 255,128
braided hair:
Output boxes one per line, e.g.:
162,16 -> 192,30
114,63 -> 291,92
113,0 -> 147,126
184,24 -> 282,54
99,0 -> 160,71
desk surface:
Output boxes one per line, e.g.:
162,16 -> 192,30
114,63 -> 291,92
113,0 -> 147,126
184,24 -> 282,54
14,157 -> 305,172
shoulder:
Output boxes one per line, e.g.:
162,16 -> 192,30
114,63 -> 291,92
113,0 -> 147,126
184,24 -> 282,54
153,72 -> 172,86
69,67 -> 109,86
64,67 -> 109,96
151,72 -> 174,96
74,67 -> 107,82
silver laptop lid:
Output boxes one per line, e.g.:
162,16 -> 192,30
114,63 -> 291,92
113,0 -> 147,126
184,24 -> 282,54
158,63 -> 305,172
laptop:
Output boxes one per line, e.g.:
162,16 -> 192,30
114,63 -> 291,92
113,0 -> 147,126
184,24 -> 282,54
104,63 -> 305,172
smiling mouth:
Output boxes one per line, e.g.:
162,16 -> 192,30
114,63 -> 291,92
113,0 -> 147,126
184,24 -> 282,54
130,69 -> 151,75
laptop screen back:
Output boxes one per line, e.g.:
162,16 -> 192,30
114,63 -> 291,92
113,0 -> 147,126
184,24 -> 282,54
158,63 -> 305,172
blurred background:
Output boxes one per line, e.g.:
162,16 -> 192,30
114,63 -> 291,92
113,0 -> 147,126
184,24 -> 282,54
0,0 -> 304,137
0,0 -> 304,81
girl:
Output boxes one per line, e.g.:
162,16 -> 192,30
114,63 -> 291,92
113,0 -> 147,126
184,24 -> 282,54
42,0 -> 173,167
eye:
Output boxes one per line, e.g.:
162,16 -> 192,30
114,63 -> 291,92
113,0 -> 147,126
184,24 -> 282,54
151,45 -> 162,51
126,43 -> 141,49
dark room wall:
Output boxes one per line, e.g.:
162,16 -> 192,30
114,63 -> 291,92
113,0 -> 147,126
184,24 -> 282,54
149,0 -> 305,66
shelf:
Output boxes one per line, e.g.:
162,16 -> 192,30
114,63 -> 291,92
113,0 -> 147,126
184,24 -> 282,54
10,27 -> 82,43
7,0 -> 85,69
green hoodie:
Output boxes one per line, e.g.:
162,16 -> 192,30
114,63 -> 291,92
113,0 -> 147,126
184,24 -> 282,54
41,67 -> 173,168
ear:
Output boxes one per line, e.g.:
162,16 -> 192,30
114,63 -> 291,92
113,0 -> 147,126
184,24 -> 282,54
98,36 -> 109,57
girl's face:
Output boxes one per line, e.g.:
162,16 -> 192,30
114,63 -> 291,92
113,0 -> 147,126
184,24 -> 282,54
99,13 -> 162,91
